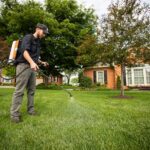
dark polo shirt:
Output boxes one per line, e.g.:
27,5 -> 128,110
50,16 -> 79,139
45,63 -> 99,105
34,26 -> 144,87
16,34 -> 41,64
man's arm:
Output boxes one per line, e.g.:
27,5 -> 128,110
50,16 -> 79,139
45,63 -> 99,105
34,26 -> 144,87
23,50 -> 39,71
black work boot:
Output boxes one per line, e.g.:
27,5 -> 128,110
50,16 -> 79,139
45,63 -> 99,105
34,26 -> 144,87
28,111 -> 39,116
11,117 -> 21,123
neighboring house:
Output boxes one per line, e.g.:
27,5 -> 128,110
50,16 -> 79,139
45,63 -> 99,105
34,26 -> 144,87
83,63 -> 121,89
36,75 -> 63,85
0,77 -> 14,84
0,69 -> 14,84
83,63 -> 150,89
0,69 -> 63,85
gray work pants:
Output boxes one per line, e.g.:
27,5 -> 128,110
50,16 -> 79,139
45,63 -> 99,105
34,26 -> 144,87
10,63 -> 36,118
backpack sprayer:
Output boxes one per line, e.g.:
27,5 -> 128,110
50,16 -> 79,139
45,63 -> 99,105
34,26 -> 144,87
8,40 -> 20,65
0,39 -> 73,98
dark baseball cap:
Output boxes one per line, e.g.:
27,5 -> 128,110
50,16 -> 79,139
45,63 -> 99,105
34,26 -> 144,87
36,23 -> 49,34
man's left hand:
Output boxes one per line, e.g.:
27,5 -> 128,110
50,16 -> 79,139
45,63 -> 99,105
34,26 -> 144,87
41,61 -> 49,67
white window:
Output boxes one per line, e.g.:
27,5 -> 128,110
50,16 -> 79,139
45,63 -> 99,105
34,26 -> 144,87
97,71 -> 104,84
126,66 -> 150,86
126,69 -> 132,85
134,69 -> 144,85
3,79 -> 11,83
146,69 -> 150,84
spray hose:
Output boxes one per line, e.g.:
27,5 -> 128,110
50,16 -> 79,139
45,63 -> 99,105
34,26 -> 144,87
38,68 -> 73,97
0,59 -> 73,97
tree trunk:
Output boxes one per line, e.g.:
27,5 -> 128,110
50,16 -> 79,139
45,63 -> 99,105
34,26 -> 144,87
43,76 -> 48,86
66,75 -> 71,85
120,63 -> 125,97
67,76 -> 70,85
13,78 -> 16,87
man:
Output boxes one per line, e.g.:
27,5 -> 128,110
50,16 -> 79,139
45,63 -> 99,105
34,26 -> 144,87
10,23 -> 49,123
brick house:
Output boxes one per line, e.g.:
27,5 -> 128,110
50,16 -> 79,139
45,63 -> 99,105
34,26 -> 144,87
36,75 -> 63,85
83,63 -> 121,89
0,69 -> 63,85
83,63 -> 150,89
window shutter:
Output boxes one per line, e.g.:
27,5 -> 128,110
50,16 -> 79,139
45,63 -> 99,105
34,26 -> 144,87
93,71 -> 96,83
104,70 -> 108,84
123,68 -> 127,86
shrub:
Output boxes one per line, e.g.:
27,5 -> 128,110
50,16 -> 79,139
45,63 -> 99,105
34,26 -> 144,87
0,82 -> 15,86
71,77 -> 79,84
36,83 -> 62,90
36,83 -> 49,89
79,76 -> 92,88
96,83 -> 101,86
48,84 -> 62,90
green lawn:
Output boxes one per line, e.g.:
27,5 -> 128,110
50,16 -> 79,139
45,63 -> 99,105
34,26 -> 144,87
0,88 -> 150,150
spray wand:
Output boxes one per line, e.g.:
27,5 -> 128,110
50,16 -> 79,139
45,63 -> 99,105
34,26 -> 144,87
38,66 -> 73,98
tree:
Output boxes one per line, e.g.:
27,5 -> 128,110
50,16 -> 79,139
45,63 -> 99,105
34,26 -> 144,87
0,0 -> 98,82
99,0 -> 149,97
77,34 -> 102,67
0,0 -> 49,44
63,69 -> 78,85
0,37 -> 9,61
42,0 -> 98,74
63,69 -> 73,85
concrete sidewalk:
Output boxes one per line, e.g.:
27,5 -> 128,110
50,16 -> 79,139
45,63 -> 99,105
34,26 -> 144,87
0,86 -> 15,88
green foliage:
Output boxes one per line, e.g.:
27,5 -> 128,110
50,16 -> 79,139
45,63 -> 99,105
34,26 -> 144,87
99,0 -> 149,96
71,77 -> 79,84
0,82 -> 15,86
0,37 -> 9,60
0,0 -> 47,44
36,83 -> 62,90
96,83 -> 101,86
0,0 -> 98,74
2,65 -> 16,77
79,75 -> 92,88
100,0 -> 149,66
36,83 -> 49,89
36,83 -> 78,90
77,35 -> 102,67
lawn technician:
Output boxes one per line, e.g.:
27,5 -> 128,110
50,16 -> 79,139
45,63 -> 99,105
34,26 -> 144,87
10,23 -> 49,123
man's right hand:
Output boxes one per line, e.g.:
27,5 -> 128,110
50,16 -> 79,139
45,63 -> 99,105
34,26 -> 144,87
30,62 -> 39,71
23,50 -> 39,71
